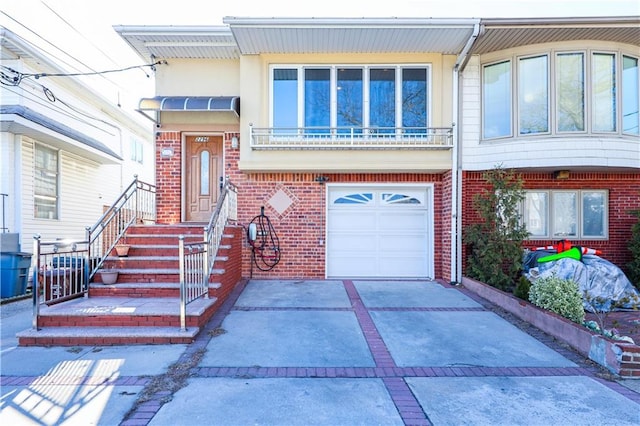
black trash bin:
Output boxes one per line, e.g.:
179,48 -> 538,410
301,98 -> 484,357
0,252 -> 32,298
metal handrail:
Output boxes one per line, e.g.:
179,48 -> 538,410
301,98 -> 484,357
250,125 -> 454,149
178,181 -> 237,330
32,236 -> 90,329
85,176 -> 156,280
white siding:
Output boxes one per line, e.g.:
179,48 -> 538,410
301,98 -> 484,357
20,138 -> 113,249
461,52 -> 640,171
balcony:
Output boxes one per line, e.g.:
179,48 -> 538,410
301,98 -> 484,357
249,126 -> 453,150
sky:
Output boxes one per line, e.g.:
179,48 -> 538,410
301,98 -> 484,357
2,0 -> 639,121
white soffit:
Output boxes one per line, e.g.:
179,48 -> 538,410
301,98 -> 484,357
223,17 -> 479,55
472,17 -> 640,54
113,26 -> 240,60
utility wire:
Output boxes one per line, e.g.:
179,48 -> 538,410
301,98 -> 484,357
41,0 -> 122,69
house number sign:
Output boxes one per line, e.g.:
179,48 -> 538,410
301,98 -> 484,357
195,136 -> 209,142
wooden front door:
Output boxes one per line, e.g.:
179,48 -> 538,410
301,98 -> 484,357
185,135 -> 223,222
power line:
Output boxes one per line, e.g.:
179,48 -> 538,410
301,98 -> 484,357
40,0 -> 122,69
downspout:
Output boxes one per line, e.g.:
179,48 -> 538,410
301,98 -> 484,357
451,22 -> 480,284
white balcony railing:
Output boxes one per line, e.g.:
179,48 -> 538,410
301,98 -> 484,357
249,126 -> 453,150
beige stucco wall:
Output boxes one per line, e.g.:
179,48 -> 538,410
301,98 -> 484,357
154,53 -> 457,173
155,59 -> 240,96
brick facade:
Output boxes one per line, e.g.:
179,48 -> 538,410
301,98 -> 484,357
461,171 -> 640,275
155,131 -> 451,280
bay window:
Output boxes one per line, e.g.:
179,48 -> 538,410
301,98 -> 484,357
482,50 -> 639,139
522,190 -> 608,239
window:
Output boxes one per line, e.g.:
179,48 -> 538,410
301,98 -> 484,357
483,60 -> 511,139
304,68 -> 330,132
592,53 -> 616,132
623,55 -> 639,135
273,68 -> 298,130
130,137 -> 144,164
369,68 -> 396,133
556,52 -> 585,132
522,190 -> 607,239
271,65 -> 430,132
482,50 -> 640,139
34,144 -> 59,219
518,55 -> 548,135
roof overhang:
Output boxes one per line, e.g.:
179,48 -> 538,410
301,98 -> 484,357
471,16 -> 640,55
138,96 -> 240,117
113,25 -> 239,60
1,106 -> 122,164
223,17 -> 480,55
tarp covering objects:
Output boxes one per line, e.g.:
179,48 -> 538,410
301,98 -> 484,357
523,250 -> 640,312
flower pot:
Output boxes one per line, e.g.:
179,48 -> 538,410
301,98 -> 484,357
100,270 -> 118,285
115,244 -> 131,257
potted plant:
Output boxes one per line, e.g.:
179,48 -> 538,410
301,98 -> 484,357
99,268 -> 119,285
114,237 -> 131,257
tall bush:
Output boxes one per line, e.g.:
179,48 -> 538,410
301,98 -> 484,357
627,207 -> 640,290
464,166 -> 529,290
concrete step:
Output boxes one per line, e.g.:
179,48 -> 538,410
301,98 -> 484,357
17,326 -> 199,346
28,296 -> 218,326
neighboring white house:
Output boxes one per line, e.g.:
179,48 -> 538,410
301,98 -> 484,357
0,26 -> 154,252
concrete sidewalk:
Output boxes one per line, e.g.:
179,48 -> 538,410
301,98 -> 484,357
2,280 -> 640,425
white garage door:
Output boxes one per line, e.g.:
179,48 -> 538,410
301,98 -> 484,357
327,185 -> 433,278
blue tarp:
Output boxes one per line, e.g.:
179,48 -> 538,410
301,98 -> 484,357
524,251 -> 640,312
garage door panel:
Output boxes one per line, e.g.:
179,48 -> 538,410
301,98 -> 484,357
329,234 -> 378,251
378,234 -> 427,251
379,212 -> 428,231
330,212 -> 377,230
328,256 -> 378,277
327,186 -> 433,278
379,257 -> 429,277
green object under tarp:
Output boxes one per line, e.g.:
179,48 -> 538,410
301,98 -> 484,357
537,246 -> 582,263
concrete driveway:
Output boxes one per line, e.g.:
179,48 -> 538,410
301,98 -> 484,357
2,280 -> 639,425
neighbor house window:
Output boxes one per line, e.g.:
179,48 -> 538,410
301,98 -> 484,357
130,137 -> 144,164
518,55 -> 548,135
483,60 -> 512,139
592,53 -> 616,132
482,49 -> 639,139
623,55 -> 639,135
522,190 -> 607,239
34,144 -> 59,219
271,65 -> 430,132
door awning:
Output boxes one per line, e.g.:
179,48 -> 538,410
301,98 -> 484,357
138,96 -> 239,116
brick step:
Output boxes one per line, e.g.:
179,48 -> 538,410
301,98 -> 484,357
17,326 -> 199,346
89,281 -> 222,298
94,268 -> 225,284
102,255 -> 229,270
128,224 -> 207,236
115,234 -> 204,246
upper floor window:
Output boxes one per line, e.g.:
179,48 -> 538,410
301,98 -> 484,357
482,50 -> 640,140
34,144 -> 59,220
271,65 -> 430,132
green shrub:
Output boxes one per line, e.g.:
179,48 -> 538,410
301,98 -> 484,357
513,276 -> 531,300
464,166 -> 530,291
529,275 -> 585,324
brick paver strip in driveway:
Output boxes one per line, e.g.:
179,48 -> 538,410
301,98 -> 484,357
119,279 -> 640,426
